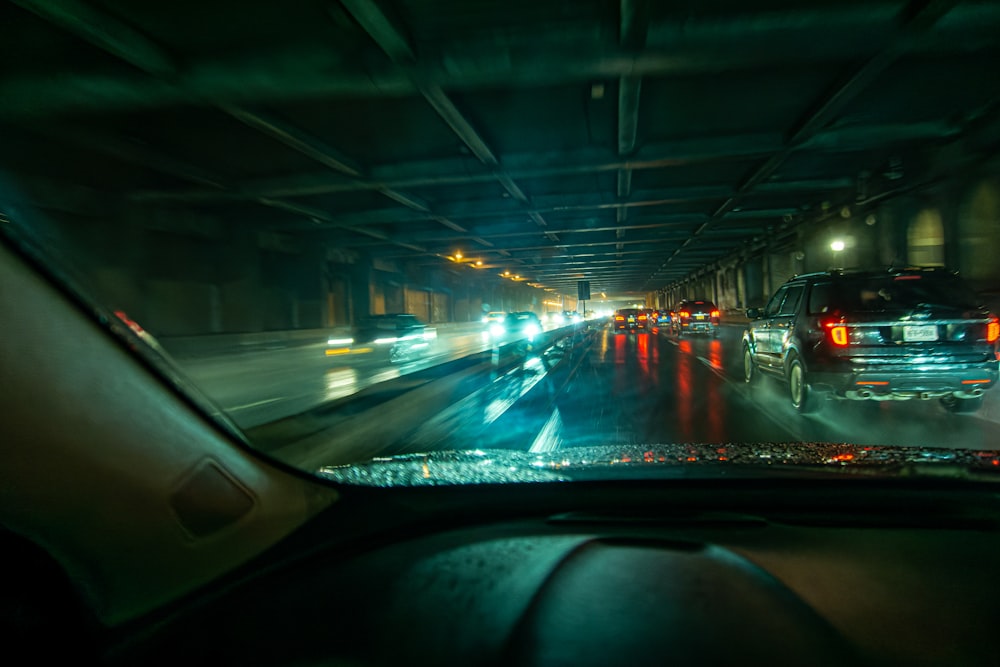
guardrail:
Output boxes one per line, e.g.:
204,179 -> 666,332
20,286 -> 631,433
159,321 -> 485,359
247,321 -> 597,467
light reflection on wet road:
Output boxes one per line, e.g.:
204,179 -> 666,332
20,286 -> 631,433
175,321 -> 1000,451
468,324 -> 1000,453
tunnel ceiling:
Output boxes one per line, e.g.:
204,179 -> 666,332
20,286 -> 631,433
2,0 -> 1000,299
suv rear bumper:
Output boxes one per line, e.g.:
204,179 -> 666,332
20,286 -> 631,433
810,360 -> 999,397
678,321 -> 719,332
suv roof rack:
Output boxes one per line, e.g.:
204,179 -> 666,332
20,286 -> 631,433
790,266 -> 958,281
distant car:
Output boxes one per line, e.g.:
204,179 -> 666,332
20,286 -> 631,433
742,268 -> 1000,414
327,313 -> 432,363
481,311 -> 507,326
671,300 -> 720,336
613,308 -> 647,332
499,311 -> 543,340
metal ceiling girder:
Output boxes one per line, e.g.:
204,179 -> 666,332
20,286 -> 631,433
10,0 -> 176,77
12,0 -> 475,252
3,2 -> 995,120
649,0 -> 959,293
130,118 -> 929,204
218,106 -> 364,178
338,0 -> 554,235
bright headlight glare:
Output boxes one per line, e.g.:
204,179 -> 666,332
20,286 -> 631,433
490,323 -> 505,337
327,337 -> 354,345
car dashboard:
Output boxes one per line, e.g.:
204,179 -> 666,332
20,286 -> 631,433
37,481 -> 994,667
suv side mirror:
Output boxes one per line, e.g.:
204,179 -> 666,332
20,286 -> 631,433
746,307 -> 761,319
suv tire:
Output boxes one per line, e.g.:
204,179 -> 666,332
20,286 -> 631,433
743,345 -> 759,385
787,355 -> 821,414
941,395 -> 984,414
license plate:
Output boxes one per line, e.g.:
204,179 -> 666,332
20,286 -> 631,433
696,314 -> 705,320
903,325 -> 938,342
628,317 -> 635,322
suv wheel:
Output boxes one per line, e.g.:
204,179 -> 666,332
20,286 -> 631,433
940,395 -> 984,414
743,345 -> 759,384
787,356 -> 820,414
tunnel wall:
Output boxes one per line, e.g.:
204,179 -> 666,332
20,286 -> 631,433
658,176 -> 1000,315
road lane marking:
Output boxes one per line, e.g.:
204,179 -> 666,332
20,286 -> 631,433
228,397 -> 285,412
697,355 -> 727,379
529,408 -> 564,453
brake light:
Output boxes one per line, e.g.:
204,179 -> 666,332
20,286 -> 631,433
823,320 -> 849,346
679,311 -> 690,318
615,315 -> 624,321
710,310 -> 720,318
638,314 -> 647,320
988,317 -> 999,343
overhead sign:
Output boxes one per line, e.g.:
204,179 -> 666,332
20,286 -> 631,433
577,280 -> 591,301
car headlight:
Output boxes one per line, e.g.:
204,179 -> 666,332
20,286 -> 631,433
525,323 -> 541,337
490,323 -> 505,337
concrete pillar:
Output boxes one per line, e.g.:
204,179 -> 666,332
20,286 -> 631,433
350,257 -> 372,324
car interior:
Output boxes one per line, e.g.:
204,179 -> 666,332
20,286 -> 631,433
3,231 -> 1000,666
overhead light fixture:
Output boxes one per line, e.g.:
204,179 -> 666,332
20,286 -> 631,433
475,260 -> 483,266
830,240 -> 846,252
455,251 -> 463,260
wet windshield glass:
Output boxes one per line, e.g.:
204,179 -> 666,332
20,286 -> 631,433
1,1 -> 999,485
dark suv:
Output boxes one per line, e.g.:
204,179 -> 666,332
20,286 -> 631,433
670,299 -> 720,336
742,268 -> 1000,413
613,308 -> 647,332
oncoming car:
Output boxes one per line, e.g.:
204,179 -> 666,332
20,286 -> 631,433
743,268 -> 1000,413
481,311 -> 506,326
327,314 -> 433,364
495,311 -> 542,340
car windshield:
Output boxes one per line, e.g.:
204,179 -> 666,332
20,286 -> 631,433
1,0 -> 999,487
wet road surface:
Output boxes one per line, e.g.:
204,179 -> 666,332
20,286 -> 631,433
172,321 -> 1000,452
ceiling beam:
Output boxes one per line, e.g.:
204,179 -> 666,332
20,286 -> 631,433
10,0 -> 476,250
338,0 -> 556,240
5,12 -> 996,122
647,0 -> 958,292
10,0 -> 176,77
129,122 -> 946,204
217,106 -> 364,177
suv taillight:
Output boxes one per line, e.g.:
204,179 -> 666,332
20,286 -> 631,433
710,310 -> 720,318
823,319 -> 849,347
679,311 -> 690,318
988,316 -> 999,343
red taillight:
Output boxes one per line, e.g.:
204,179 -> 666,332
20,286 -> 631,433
638,314 -> 647,320
679,311 -> 690,318
988,317 -> 999,343
710,310 -> 720,318
615,315 -> 624,321
823,320 -> 849,346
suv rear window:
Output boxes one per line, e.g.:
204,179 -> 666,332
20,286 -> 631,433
808,274 -> 981,314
